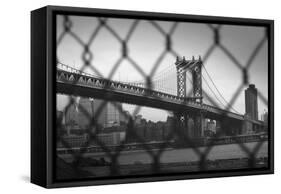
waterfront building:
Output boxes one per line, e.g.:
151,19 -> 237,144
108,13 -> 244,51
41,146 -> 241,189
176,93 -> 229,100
95,126 -> 126,146
57,134 -> 89,148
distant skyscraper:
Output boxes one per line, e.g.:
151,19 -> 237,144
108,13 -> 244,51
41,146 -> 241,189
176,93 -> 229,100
64,97 -> 123,130
92,99 -> 122,128
106,102 -> 122,127
261,110 -> 268,125
64,97 -> 94,129
64,99 -> 78,127
77,97 -> 95,128
245,84 -> 258,120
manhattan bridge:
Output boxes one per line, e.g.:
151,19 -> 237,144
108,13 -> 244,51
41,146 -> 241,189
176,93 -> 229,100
56,56 -> 264,138
55,16 -> 269,178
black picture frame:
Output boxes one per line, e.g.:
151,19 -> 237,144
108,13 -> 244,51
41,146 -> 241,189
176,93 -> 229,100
31,5 -> 274,188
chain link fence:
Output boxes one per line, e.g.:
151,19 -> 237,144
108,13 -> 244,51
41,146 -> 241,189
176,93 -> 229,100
56,14 -> 269,180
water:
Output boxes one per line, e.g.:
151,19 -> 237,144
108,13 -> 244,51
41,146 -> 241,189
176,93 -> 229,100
60,141 -> 268,165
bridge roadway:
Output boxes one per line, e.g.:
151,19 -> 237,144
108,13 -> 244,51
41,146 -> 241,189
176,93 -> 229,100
56,69 -> 261,124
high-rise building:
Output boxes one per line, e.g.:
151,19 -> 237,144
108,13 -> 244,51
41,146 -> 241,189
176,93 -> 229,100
77,97 -> 95,128
64,97 -> 94,134
64,97 -> 123,130
92,98 -> 107,129
93,99 -> 123,128
245,84 -> 258,120
106,102 -> 121,127
261,111 -> 268,125
64,99 -> 79,127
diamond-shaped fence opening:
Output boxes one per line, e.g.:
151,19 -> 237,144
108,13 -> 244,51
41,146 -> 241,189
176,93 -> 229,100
56,14 -> 269,180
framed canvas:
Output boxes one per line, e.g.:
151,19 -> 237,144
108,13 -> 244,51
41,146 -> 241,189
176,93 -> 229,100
31,5 -> 274,188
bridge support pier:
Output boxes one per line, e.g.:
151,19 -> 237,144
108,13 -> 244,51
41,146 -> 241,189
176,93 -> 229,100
175,113 -> 187,135
192,112 -> 205,138
174,112 -> 194,144
174,111 -> 205,140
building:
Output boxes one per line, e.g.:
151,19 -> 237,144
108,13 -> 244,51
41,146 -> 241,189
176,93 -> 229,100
57,110 -> 64,124
64,99 -> 79,128
93,99 -> 123,128
64,97 -> 95,133
66,124 -> 86,135
105,102 -> 121,127
207,120 -> 217,135
134,115 -> 142,125
164,116 -> 174,139
57,134 -> 89,148
64,97 -> 123,131
261,111 -> 268,125
242,113 -> 254,134
245,84 -> 258,120
95,126 -> 126,146
120,110 -> 131,125
57,110 -> 67,136
77,97 -> 95,128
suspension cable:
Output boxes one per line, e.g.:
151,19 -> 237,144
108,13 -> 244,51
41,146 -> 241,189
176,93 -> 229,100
202,65 -> 240,114
202,75 -> 227,108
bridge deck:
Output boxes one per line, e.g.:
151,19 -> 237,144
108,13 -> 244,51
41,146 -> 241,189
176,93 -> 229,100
56,69 -> 250,122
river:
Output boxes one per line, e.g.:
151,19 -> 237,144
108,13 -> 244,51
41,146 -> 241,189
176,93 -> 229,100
59,141 -> 268,165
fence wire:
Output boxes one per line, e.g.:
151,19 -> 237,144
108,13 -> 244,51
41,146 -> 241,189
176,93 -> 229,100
56,14 -> 269,180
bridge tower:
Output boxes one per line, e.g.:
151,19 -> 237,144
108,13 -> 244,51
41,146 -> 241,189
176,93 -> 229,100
175,56 -> 203,102
174,56 -> 204,138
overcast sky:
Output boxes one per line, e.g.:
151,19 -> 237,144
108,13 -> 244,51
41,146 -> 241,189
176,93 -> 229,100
56,15 -> 268,121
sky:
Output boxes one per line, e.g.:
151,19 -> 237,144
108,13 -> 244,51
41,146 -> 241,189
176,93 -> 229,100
56,15 -> 268,122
